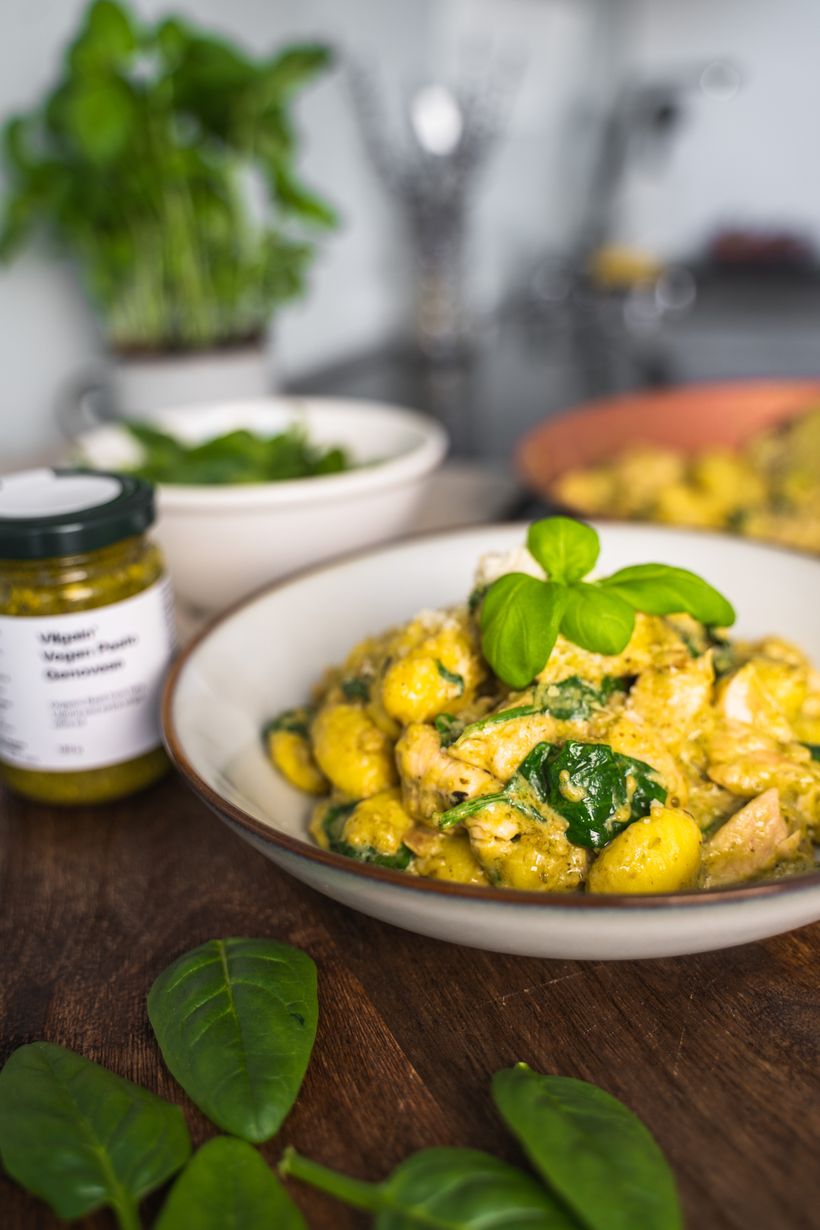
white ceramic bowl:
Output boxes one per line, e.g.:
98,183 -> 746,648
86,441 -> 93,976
73,397 -> 448,612
163,523 -> 820,960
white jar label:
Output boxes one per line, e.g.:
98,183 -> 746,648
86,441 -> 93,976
0,578 -> 176,773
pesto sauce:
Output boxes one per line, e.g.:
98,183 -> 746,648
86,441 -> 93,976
0,536 -> 170,805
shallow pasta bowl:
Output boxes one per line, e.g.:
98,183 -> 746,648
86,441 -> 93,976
163,523 -> 820,960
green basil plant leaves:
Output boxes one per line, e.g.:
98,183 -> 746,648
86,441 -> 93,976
280,1145 -> 578,1229
479,518 -> 735,688
0,1042 -> 190,1229
156,1137 -> 306,1230
492,1065 -> 683,1230
147,937 -> 318,1144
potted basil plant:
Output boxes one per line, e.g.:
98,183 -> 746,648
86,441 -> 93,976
0,0 -> 336,423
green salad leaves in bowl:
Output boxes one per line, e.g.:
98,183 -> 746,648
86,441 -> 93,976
73,398 -> 447,613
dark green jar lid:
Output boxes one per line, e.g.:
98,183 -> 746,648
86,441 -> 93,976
0,468 -> 156,561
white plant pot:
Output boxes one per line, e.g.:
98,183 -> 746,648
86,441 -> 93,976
60,343 -> 275,435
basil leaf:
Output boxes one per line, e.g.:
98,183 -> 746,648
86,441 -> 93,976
156,1137 -> 306,1230
492,1064 -> 683,1230
599,564 -> 735,627
436,660 -> 465,694
148,938 -> 318,1143
517,740 -> 666,848
561,584 -> 635,656
280,1145 -> 578,1228
0,1042 -> 190,1226
481,574 -> 568,689
527,517 -> 599,583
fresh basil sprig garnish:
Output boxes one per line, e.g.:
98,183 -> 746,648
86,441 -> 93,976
480,518 -> 735,689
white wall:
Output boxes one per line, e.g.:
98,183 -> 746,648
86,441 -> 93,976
0,0 -> 611,460
613,0 -> 820,259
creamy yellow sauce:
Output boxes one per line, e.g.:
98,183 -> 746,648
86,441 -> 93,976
266,590 -> 820,894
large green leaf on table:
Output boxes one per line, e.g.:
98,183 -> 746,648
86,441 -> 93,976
281,1145 -> 578,1228
148,937 -> 318,1142
156,1137 -> 306,1230
0,1042 -> 190,1226
492,1065 -> 683,1230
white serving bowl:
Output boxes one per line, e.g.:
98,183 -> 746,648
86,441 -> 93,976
73,397 -> 448,612
163,523 -> 820,960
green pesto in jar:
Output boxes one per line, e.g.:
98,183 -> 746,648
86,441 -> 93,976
0,469 -> 175,805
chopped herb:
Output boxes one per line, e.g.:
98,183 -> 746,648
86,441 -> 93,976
434,714 -> 463,747
341,676 -> 370,702
804,744 -> 820,762
436,661 -> 465,695
263,709 -> 311,740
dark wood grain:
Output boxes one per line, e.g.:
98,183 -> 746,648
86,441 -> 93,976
0,775 -> 818,1230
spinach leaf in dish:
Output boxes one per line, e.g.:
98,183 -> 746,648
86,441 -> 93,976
147,938 -> 317,1144
439,739 -> 666,849
517,740 -> 666,849
436,660 -> 465,694
341,675 -> 371,702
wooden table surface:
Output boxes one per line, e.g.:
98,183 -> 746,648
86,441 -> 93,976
1,774 -> 818,1230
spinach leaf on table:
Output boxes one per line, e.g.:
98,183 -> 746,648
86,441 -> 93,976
0,1042 -> 190,1230
492,1065 -> 683,1230
281,1145 -> 578,1228
147,937 -> 317,1144
156,1137 -> 306,1230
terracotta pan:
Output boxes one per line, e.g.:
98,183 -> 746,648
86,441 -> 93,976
516,379 -> 820,505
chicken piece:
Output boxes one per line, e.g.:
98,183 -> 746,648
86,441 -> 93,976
702,789 -> 803,888
379,610 -> 486,725
587,805 -> 702,894
715,659 -> 807,743
465,801 -> 588,892
311,703 -> 397,799
395,723 -> 502,821
706,725 -> 820,816
450,710 -> 560,781
626,651 -> 714,754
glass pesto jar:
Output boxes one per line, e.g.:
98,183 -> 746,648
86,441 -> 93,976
0,468 -> 175,805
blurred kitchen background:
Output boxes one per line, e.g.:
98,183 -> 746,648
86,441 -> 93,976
3,0 -> 820,464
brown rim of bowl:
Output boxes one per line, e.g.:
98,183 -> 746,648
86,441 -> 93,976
162,520 -> 820,912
